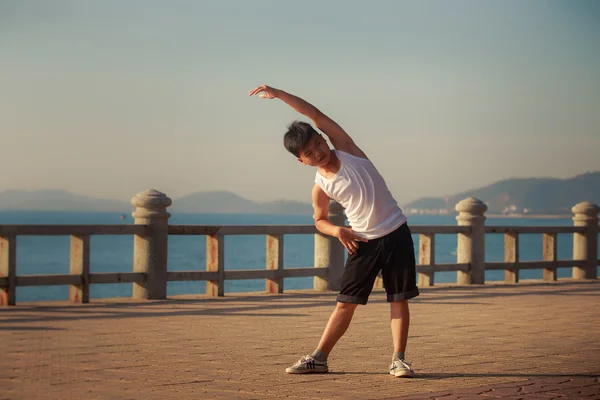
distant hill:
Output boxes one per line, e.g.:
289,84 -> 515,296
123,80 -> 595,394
3,171 -> 598,215
404,172 -> 600,215
0,189 -> 313,215
171,191 -> 312,214
0,190 -> 131,212
172,191 -> 263,214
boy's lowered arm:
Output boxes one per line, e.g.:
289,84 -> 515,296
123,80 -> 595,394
249,85 -> 366,158
312,185 -> 367,255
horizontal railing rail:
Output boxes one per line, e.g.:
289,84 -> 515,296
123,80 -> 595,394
0,272 -> 146,287
168,225 -> 317,235
0,225 -> 147,236
485,226 -> 585,234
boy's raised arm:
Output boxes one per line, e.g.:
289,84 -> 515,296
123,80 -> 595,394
249,84 -> 365,157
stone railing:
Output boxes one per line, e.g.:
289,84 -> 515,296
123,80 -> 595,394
0,190 -> 598,306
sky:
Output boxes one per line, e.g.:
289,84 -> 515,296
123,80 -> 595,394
1,0 -> 599,206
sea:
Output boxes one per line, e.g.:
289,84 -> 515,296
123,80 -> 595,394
1,211 -> 598,303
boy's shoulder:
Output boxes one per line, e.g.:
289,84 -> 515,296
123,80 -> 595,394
336,149 -> 370,163
330,138 -> 369,160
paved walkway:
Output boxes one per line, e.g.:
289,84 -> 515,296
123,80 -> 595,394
1,281 -> 599,399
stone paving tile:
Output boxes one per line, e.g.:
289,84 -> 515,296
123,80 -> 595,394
391,374 -> 600,398
0,281 -> 599,399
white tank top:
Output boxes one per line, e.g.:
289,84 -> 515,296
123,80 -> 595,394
314,150 -> 407,239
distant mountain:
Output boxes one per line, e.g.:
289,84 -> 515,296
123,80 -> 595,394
172,191 -> 263,214
171,191 -> 312,214
0,189 -> 313,214
262,199 -> 313,215
3,171 -> 599,215
0,190 -> 131,212
404,172 -> 600,215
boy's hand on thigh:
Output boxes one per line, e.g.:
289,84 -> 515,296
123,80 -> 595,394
335,227 -> 368,255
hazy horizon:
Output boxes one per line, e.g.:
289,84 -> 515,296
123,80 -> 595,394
1,170 -> 598,206
2,1 -> 599,205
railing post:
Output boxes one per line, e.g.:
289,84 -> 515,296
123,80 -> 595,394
0,234 -> 16,306
131,189 -> 172,300
373,273 -> 384,289
504,232 -> 519,283
206,234 -> 225,296
314,201 -> 345,291
69,234 -> 90,303
571,201 -> 599,280
455,197 -> 487,285
418,234 -> 435,286
542,233 -> 557,281
266,234 -> 284,294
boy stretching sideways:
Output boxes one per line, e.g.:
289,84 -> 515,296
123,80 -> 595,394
249,85 -> 419,377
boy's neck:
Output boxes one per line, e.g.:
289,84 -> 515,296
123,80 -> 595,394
317,150 -> 341,177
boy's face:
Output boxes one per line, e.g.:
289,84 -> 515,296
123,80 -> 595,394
297,134 -> 331,167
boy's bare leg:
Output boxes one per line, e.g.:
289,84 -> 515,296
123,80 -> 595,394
286,301 -> 358,373
390,300 -> 410,354
389,300 -> 415,377
316,302 -> 359,355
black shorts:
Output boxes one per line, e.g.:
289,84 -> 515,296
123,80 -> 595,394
337,223 -> 419,305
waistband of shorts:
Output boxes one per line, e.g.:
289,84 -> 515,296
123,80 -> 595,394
360,221 -> 408,242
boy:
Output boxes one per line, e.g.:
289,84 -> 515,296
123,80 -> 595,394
248,85 -> 419,377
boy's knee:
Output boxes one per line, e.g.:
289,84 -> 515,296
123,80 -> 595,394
336,302 -> 359,311
390,300 -> 409,312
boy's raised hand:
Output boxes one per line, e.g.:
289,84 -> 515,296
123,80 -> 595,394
248,84 -> 279,99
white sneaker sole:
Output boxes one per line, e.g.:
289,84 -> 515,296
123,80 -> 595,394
390,370 -> 415,378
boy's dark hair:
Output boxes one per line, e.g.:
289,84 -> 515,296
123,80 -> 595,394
283,121 -> 318,157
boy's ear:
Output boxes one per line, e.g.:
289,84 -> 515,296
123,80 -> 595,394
297,157 -> 305,165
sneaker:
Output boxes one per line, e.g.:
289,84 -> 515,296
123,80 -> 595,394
389,359 -> 414,377
285,355 -> 329,374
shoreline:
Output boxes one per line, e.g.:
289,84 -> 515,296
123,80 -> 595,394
486,213 -> 572,219
405,213 -> 573,219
